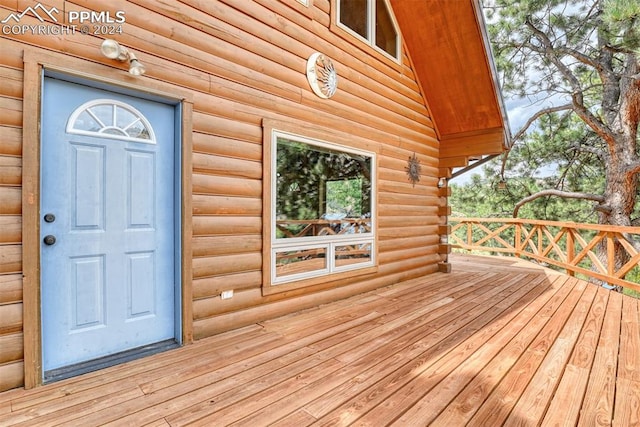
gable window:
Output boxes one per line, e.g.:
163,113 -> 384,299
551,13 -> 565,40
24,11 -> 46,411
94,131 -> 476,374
337,0 -> 399,60
269,131 -> 376,285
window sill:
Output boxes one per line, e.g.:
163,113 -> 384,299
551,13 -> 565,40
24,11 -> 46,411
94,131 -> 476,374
262,264 -> 378,296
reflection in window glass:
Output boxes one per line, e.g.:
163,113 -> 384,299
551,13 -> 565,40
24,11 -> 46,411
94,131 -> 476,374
335,242 -> 372,268
276,137 -> 372,239
271,131 -> 375,285
339,0 -> 368,39
326,179 -> 363,217
275,247 -> 328,278
74,111 -> 101,132
91,104 -> 113,127
101,127 -> 128,136
337,0 -> 399,60
126,121 -> 149,139
375,0 -> 398,58
67,100 -> 155,143
116,106 -> 138,129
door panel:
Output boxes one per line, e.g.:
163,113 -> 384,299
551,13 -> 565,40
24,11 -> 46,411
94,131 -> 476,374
127,251 -> 156,318
70,255 -> 105,330
128,150 -> 155,228
72,143 -> 105,230
41,77 -> 177,375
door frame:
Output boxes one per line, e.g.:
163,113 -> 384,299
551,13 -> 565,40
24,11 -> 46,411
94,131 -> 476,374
22,48 -> 194,388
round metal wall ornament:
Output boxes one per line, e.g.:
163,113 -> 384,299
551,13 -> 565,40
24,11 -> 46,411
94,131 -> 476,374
306,52 -> 338,99
405,152 -> 422,187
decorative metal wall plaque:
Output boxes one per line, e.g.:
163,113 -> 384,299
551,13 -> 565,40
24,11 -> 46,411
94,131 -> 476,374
306,52 -> 338,99
405,152 -> 421,186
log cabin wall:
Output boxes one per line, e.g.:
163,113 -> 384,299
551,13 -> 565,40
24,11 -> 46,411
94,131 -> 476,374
0,0 -> 441,391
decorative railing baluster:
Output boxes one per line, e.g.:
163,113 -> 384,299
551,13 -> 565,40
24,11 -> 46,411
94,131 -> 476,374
450,218 -> 640,292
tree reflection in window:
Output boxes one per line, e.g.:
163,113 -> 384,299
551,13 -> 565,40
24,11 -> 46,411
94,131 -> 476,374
276,136 -> 372,239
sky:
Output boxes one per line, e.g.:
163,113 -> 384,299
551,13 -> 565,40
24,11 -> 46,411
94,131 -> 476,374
449,0 -> 588,184
448,92 -> 568,185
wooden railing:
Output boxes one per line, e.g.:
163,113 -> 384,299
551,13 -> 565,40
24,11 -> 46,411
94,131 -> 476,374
276,218 -> 371,238
449,218 -> 640,292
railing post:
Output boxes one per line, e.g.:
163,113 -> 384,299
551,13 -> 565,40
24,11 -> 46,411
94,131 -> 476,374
566,228 -> 575,277
537,226 -> 543,256
607,232 -> 615,277
514,222 -> 521,257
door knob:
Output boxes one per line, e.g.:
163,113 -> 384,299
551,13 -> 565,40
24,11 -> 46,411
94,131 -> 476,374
43,235 -> 56,246
44,213 -> 56,223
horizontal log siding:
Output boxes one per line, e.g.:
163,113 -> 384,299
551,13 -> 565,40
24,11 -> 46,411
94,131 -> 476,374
0,37 -> 24,390
0,0 -> 439,389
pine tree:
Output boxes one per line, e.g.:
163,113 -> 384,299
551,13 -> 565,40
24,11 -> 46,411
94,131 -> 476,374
453,0 -> 640,288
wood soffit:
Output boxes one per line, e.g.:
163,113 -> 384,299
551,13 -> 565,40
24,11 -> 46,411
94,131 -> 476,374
389,0 -> 510,159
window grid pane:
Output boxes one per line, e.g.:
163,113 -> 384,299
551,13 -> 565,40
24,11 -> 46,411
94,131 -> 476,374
272,132 -> 375,284
67,99 -> 156,143
337,0 -> 399,60
275,137 -> 372,240
275,247 -> 328,279
339,0 -> 368,39
375,0 -> 398,57
335,242 -> 372,269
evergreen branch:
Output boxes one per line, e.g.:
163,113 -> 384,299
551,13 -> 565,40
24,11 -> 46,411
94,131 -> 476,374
556,46 -> 601,69
569,143 -> 608,160
524,18 -> 583,93
513,189 -> 605,217
524,17 -> 615,143
512,104 -> 574,143
603,44 -> 638,55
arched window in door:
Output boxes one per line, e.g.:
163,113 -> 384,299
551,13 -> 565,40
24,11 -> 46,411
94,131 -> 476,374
67,99 -> 156,143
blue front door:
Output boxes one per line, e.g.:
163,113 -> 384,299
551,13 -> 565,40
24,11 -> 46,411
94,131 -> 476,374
40,76 -> 178,376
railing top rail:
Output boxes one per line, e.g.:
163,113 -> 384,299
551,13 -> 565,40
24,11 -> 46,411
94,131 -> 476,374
449,217 -> 640,292
449,217 -> 640,234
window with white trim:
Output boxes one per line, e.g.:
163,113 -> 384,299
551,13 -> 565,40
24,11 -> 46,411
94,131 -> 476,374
337,0 -> 400,60
67,99 -> 156,143
271,131 -> 375,285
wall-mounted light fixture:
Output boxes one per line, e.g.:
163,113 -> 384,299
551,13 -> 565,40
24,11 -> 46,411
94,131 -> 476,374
100,39 -> 146,76
437,177 -> 447,188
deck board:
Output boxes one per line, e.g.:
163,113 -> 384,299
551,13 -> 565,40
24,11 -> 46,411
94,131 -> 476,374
466,277 -> 582,426
1,254 -> 638,426
429,274 -> 568,426
615,297 -> 640,426
505,283 -> 596,425
541,286 -> 609,426
580,291 -> 623,426
357,275 -> 550,426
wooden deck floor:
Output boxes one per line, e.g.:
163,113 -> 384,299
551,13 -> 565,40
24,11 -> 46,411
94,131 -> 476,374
1,254 -> 639,426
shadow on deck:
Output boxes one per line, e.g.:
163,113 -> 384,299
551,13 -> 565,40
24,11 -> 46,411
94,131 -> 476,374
1,254 -> 638,426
